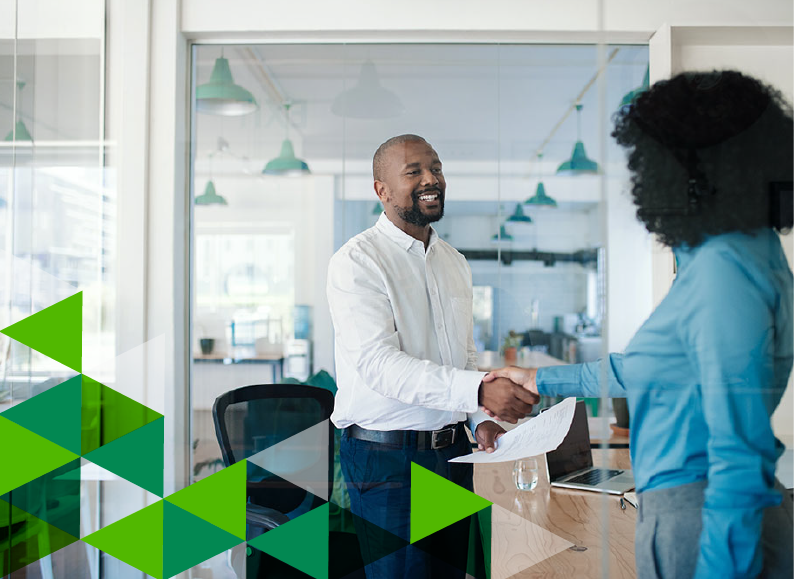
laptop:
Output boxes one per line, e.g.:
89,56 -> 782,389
544,400 -> 635,495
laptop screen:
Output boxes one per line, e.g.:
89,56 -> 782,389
546,400 -> 593,480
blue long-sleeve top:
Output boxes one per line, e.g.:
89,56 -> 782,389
537,229 -> 792,579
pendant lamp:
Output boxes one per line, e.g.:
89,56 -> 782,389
195,180 -> 228,206
196,54 -> 258,116
556,104 -> 600,175
524,153 -> 557,208
4,81 -> 32,142
491,224 -> 514,242
332,61 -> 404,119
372,202 -> 383,215
506,203 -> 532,223
263,103 -> 311,176
618,66 -> 650,110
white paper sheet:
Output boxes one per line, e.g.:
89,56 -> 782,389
450,397 -> 577,463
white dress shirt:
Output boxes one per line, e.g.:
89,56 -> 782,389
327,212 -> 488,432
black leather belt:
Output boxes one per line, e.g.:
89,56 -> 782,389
347,422 -> 464,450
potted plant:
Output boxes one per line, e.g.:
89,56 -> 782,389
502,331 -> 523,364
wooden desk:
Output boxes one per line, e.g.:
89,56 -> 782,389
474,449 -> 636,578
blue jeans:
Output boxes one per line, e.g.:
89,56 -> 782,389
340,427 -> 475,579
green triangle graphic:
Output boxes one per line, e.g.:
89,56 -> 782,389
2,375 -> 82,454
0,494 -> 80,576
165,460 -> 246,540
0,292 -> 82,372
84,417 -> 164,497
83,500 -> 165,579
162,501 -> 242,578
249,503 -> 329,579
8,458 -> 82,539
81,375 -> 163,456
409,462 -> 492,544
0,416 -> 79,497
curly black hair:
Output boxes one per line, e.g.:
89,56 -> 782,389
611,70 -> 793,248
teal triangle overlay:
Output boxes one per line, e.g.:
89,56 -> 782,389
84,417 -> 164,497
0,292 -> 82,372
162,501 -> 242,579
409,462 -> 492,544
8,458 -> 82,539
249,503 -> 329,579
2,375 -> 82,454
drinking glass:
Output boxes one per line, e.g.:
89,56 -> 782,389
513,458 -> 539,491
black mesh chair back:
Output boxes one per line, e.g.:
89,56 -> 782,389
213,383 -> 334,520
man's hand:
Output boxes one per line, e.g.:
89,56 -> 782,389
481,367 -> 539,420
475,421 -> 506,453
478,377 -> 538,423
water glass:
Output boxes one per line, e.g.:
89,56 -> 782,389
513,458 -> 539,491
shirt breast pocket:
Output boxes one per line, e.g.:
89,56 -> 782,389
449,296 -> 473,352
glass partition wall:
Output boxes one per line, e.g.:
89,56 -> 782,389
189,42 -> 649,578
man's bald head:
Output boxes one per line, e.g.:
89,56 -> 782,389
373,134 -> 430,181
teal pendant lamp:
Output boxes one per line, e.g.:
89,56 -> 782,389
4,81 -> 32,142
372,202 -> 383,215
332,61 -> 404,119
506,203 -> 532,223
263,103 -> 311,176
491,224 -> 513,242
195,180 -> 228,206
619,66 -> 650,110
525,153 -> 557,208
557,104 -> 599,175
196,54 -> 258,116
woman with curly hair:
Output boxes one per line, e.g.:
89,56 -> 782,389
486,70 -> 793,578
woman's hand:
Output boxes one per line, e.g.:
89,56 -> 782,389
481,367 -> 539,420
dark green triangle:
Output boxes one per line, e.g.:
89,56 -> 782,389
8,458 -> 81,539
0,292 -> 82,372
0,494 -> 80,576
328,505 -> 408,579
2,375 -> 82,454
409,462 -> 491,544
84,417 -> 164,497
81,375 -> 163,456
249,503 -> 329,579
165,460 -> 246,540
162,501 -> 242,578
83,500 -> 164,579
0,416 -> 80,497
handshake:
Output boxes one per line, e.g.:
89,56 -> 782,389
477,366 -> 540,423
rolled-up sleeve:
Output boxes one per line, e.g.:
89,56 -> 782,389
680,250 -> 782,579
536,355 -> 628,399
327,248 -> 483,413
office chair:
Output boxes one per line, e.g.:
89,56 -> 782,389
213,383 -> 365,578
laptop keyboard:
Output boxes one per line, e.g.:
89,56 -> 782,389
567,469 -> 623,485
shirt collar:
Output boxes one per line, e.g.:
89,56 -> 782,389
376,212 -> 439,252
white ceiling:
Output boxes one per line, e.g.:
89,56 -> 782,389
193,43 -> 648,174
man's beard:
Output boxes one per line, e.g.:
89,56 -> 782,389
394,188 -> 445,227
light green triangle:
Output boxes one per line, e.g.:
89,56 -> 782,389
81,375 -> 163,456
84,417 -> 164,497
0,292 -> 82,372
410,462 -> 492,544
249,503 -> 329,579
165,460 -> 246,540
83,499 -> 164,579
0,416 -> 79,496
163,501 -> 242,578
1,375 -> 82,454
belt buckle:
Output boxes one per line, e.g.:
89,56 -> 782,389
431,427 -> 454,450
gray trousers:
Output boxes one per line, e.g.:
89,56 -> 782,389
635,479 -> 793,579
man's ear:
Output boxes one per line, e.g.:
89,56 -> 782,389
374,180 -> 388,203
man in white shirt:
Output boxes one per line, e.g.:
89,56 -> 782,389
327,134 -> 537,578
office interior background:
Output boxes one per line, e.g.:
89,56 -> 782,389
0,0 -> 792,577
